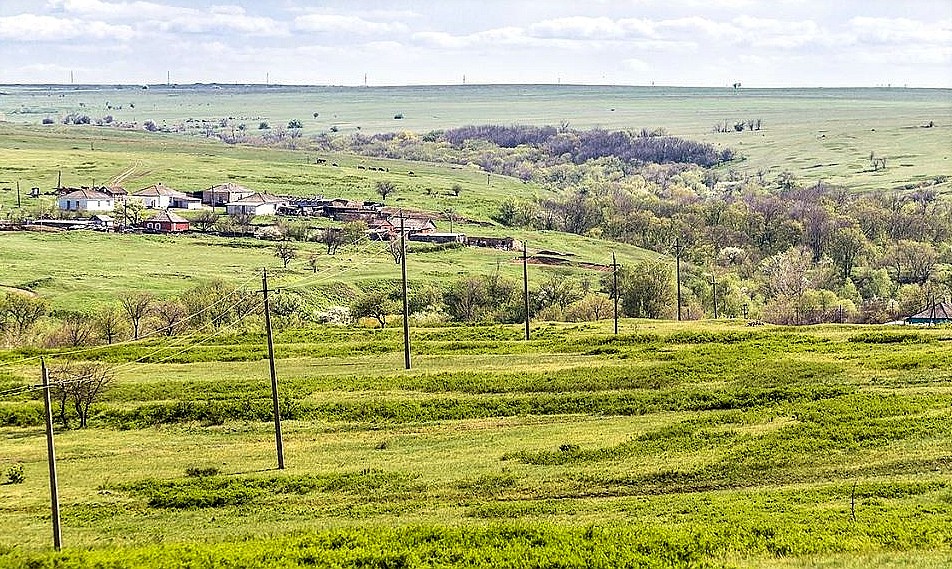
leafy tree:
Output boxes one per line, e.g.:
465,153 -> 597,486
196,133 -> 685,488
537,273 -> 582,312
307,254 -> 319,273
444,277 -> 488,323
287,119 -> 303,129
1,292 -> 48,338
350,291 -> 398,328
375,180 -> 397,201
615,260 -> 674,319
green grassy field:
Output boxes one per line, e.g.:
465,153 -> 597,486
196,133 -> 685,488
0,321 -> 950,567
2,84 -> 949,192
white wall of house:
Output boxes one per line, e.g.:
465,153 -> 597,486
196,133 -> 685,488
138,195 -> 172,209
57,197 -> 115,212
226,203 -> 276,216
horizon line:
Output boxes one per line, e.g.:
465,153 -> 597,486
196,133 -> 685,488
1,82 -> 949,90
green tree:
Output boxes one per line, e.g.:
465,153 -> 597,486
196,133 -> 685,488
615,260 -> 674,319
375,180 -> 397,201
275,242 -> 297,268
350,291 -> 398,328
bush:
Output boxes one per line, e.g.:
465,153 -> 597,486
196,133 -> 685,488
5,463 -> 24,484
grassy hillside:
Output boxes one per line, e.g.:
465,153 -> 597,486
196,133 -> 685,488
2,84 -> 949,192
0,321 -> 950,567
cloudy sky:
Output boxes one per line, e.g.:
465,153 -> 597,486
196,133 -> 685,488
0,0 -> 949,87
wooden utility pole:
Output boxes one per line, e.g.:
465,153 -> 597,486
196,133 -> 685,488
16,181 -> 21,208
523,243 -> 530,341
40,359 -> 62,551
673,239 -> 684,321
262,269 -> 285,470
57,170 -> 62,190
400,212 -> 411,369
612,252 -> 619,335
710,274 -> 718,319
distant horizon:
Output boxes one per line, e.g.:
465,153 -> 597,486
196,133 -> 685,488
1,1 -> 948,88
2,82 -> 947,90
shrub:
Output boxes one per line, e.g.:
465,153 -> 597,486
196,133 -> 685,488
5,463 -> 24,484
185,466 -> 220,477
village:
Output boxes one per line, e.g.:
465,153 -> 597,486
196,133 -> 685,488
15,182 -> 522,252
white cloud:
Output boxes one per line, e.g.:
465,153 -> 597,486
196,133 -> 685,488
847,16 -> 952,46
529,16 -> 656,40
0,13 -> 134,41
294,14 -> 408,35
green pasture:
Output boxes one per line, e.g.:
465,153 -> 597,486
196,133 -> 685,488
0,321 -> 951,567
0,229 -> 651,311
1,84 -> 949,192
0,122 -> 543,221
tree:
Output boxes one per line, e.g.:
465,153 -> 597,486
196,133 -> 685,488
350,291 -> 397,328
564,293 -> 612,322
114,199 -> 146,226
120,292 -> 154,339
94,307 -> 125,344
375,180 -> 397,201
192,210 -> 219,232
450,184 -> 462,197
307,253 -> 319,273
287,119 -> 303,129
49,361 -> 116,428
154,300 -> 187,336
537,274 -> 581,312
444,276 -> 488,323
2,292 -> 48,339
829,225 -> 868,280
321,228 -> 344,255
615,260 -> 674,319
341,221 -> 368,249
275,242 -> 296,268
52,312 -> 94,347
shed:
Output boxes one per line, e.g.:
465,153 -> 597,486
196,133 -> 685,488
905,301 -> 952,325
143,210 -> 190,232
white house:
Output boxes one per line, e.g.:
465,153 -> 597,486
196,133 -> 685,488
133,183 -> 187,209
203,183 -> 255,206
225,193 -> 287,216
57,188 -> 115,212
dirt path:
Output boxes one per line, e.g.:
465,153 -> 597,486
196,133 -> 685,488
0,285 -> 38,297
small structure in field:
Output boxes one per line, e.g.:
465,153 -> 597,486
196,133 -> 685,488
143,210 -> 190,232
408,232 -> 467,244
203,183 -> 255,206
57,188 -> 115,212
905,301 -> 952,325
468,235 -> 521,251
90,214 -> 114,230
225,193 -> 287,216
133,183 -> 187,209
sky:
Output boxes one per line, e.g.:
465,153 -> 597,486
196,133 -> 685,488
0,0 -> 950,87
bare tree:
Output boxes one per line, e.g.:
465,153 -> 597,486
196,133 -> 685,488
94,307 -> 125,344
307,253 -> 319,273
49,361 -> 116,428
275,242 -> 296,268
153,300 -> 188,336
1,292 -> 48,338
192,210 -> 219,232
321,228 -> 344,255
120,292 -> 154,339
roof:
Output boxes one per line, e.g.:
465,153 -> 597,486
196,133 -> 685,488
145,210 -> 189,224
906,301 -> 952,321
389,216 -> 435,230
134,183 -> 186,198
227,193 -> 286,206
90,214 -> 113,222
205,183 -> 255,194
60,188 -> 113,200
95,185 -> 128,195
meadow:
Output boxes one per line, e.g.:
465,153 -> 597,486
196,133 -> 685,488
1,84 -> 949,193
0,321 -> 950,568
1,85 -> 951,567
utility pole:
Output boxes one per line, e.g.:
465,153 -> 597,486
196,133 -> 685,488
262,269 -> 285,470
16,181 -> 20,208
612,252 -> 619,335
57,170 -> 62,190
523,242 -> 530,341
400,212 -> 411,369
40,359 -> 62,551
673,239 -> 684,321
710,274 -> 718,319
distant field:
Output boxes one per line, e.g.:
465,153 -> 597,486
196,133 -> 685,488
1,84 -> 949,191
1,321 -> 950,567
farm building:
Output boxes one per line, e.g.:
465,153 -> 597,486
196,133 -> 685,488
143,210 -> 190,232
203,183 -> 255,206
57,188 -> 115,212
93,185 -> 129,199
468,236 -> 522,251
133,183 -> 188,209
905,301 -> 952,325
368,216 -> 436,238
90,214 -> 114,230
225,193 -> 287,216
408,232 -> 467,244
